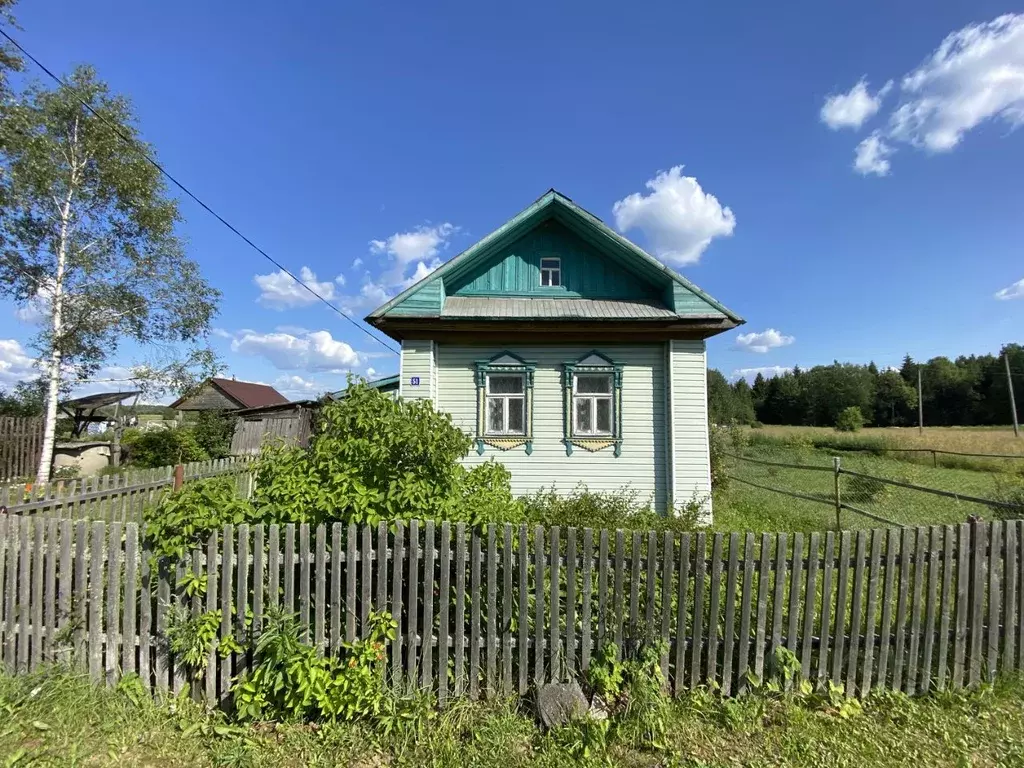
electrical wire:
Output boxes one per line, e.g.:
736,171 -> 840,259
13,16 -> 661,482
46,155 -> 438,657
0,27 -> 400,356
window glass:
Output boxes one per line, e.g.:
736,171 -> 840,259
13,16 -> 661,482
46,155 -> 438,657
488,374 -> 523,394
574,398 -> 592,433
507,398 -> 525,433
487,398 -> 504,433
596,398 -> 613,433
576,374 -> 612,394
540,257 -> 561,287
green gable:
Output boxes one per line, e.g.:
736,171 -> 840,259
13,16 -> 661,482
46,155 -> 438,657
367,190 -> 742,324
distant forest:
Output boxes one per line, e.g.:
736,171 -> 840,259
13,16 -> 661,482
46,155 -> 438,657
710,343 -> 1023,428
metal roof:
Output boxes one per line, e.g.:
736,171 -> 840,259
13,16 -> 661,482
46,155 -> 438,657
440,296 -> 680,320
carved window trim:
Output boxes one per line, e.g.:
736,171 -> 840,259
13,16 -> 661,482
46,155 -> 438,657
474,351 -> 535,455
562,351 -> 623,456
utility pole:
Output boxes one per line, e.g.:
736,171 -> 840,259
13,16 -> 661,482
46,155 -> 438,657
1007,352 -> 1020,438
917,368 -> 923,436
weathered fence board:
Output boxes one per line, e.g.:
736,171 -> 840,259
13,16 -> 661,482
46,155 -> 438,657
1,515 -> 1021,706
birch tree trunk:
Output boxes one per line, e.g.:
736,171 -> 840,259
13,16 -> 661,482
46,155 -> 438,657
34,124 -> 77,485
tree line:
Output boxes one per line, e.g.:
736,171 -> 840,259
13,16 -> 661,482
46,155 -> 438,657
709,344 -> 1023,429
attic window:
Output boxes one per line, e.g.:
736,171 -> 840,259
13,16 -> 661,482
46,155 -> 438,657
540,257 -> 561,287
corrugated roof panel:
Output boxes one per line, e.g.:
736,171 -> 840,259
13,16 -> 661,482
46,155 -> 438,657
440,297 -> 679,320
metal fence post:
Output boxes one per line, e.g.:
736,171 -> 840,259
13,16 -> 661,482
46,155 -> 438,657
833,457 -> 842,531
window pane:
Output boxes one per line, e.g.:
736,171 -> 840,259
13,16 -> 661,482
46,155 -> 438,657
540,258 -> 560,270
507,397 -> 525,434
596,398 -> 612,433
488,374 -> 523,394
576,374 -> 612,394
541,271 -> 552,287
487,398 -> 504,433
574,398 -> 592,433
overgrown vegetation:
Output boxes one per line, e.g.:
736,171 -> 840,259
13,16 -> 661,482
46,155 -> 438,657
5,664 -> 1024,766
834,405 -> 865,432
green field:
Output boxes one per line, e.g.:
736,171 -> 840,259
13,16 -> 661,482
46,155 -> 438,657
3,667 -> 1024,767
712,430 -> 1024,534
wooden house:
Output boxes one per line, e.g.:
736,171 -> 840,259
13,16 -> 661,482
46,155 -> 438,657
366,190 -> 743,519
170,378 -> 289,412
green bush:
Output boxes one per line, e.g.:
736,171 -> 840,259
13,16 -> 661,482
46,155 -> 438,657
122,427 -> 207,468
708,425 -> 729,491
522,487 -> 702,533
252,380 -> 519,527
143,476 -> 255,562
192,411 -> 237,459
834,406 -> 865,433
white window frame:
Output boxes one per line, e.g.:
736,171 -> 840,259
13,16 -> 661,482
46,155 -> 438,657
485,373 -> 526,436
540,257 -> 561,287
572,372 -> 614,437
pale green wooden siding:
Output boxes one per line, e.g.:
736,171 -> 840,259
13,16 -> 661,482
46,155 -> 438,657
436,343 -> 669,511
399,340 -> 435,401
386,281 -> 444,316
446,223 -> 660,300
669,339 -> 713,521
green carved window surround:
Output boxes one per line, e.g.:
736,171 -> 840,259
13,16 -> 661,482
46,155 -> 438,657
473,351 -> 536,455
562,351 -> 624,456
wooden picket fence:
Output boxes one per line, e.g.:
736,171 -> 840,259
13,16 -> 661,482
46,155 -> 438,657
0,417 -> 44,483
0,515 -> 1021,704
0,457 -> 255,522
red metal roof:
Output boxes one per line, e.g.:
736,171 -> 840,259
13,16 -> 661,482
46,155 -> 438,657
210,378 -> 289,409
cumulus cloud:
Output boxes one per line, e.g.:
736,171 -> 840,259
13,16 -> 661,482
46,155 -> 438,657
995,278 -> 1024,300
820,78 -> 892,129
272,374 -> 325,398
231,328 -> 362,372
827,14 -> 1024,174
854,132 -> 894,176
0,338 -> 38,387
729,366 -> 792,383
734,328 -> 795,354
254,266 -> 336,309
612,166 -> 736,266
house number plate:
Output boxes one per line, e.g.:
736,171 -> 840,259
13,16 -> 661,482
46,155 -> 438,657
410,376 -> 420,386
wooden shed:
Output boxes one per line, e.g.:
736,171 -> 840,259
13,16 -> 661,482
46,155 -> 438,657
171,378 -> 289,412
230,400 -> 316,455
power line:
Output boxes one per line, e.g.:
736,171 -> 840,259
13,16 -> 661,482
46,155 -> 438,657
0,27 -> 399,356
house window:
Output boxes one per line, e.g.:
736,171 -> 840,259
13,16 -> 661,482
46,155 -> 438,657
540,257 -> 561,287
573,373 -> 613,436
486,373 -> 525,435
562,351 -> 624,456
474,352 -> 536,454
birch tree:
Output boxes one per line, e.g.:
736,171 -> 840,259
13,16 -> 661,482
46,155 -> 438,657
0,66 -> 220,482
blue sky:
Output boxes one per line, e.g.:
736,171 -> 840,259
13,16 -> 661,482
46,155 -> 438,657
2,1 -> 1023,399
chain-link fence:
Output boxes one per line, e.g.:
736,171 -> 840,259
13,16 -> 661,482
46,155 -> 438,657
723,447 -> 1024,530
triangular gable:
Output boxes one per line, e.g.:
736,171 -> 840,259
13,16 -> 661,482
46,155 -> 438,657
366,190 -> 742,323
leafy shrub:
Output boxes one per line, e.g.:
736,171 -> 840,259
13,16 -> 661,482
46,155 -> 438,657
252,380 -> 518,527
233,609 -> 397,724
834,406 -> 865,433
708,425 -> 729,491
522,487 -> 701,533
143,476 -> 256,562
122,427 -> 207,468
191,411 -> 237,459
585,641 -> 669,751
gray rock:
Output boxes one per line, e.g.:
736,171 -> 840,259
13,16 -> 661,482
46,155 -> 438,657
536,681 -> 589,728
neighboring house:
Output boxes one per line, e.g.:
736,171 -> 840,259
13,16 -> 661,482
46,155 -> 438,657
170,378 -> 289,411
366,190 -> 743,518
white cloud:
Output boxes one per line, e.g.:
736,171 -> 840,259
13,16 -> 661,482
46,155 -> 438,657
890,14 -> 1024,152
995,278 -> 1024,300
365,367 -> 377,379
854,132 -> 894,176
231,329 -> 362,372
0,338 -> 38,387
820,78 -> 892,130
334,274 -> 346,287
352,258 -> 363,270
729,366 -> 792,383
734,328 -> 795,354
254,266 -> 336,309
827,14 -> 1024,175
272,374 -> 324,398
612,166 -> 736,266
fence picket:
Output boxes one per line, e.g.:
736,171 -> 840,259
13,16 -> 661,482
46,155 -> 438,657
299,525 -> 311,642
675,533 -> 691,696
549,527 -> 561,681
1003,521 -> 1017,673
283,525 -> 295,618
376,522 -> 388,621
58,519 -> 72,663
861,529 -> 882,695
920,527 -> 941,693
877,528 -> 898,688
801,533 -> 820,680
390,521 -> 404,687
31,520 -> 45,671
771,533 -> 787,672
846,531 -> 866,694
737,533 -> 755,688
361,525 -> 373,635
503,524 -> 513,693
43,518 -> 57,663
424,521 -> 437,691
565,528 -> 577,680
754,533 -> 771,683
645,530 -> 657,634
534,526 -> 545,683
314,525 -> 326,651
408,520 -> 421,689
936,525 -> 955,689
329,524 -> 341,654
219,524 -> 234,703
598,530 -> 609,647
346,523 -> 357,645
205,530 -> 218,702
831,532 -> 851,684
268,525 -> 280,617
660,531 -> 675,683
518,525 -> 529,695
969,522 -> 986,687
892,528 -> 912,690
104,522 -> 122,684
690,532 -> 707,689
469,524 -> 481,698
581,528 -> 594,673
906,527 -> 927,693
252,525 -> 265,643
787,533 -> 804,656
721,533 -> 739,695
953,524 -> 970,688
486,524 -> 497,693
453,523 -> 465,696
236,525 -> 251,680
614,530 -> 625,655
988,522 -> 1003,682
438,521 -> 451,706
86,522 -> 103,681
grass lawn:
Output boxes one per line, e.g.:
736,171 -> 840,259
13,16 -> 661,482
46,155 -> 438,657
712,434 -> 1024,533
3,667 -> 1024,767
